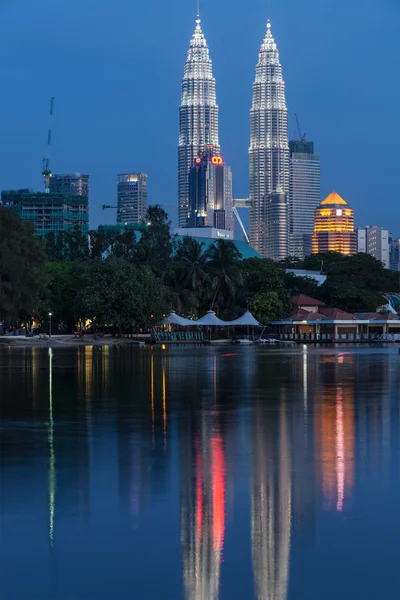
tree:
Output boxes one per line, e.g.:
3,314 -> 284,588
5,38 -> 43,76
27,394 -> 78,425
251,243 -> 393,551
135,205 -> 172,276
45,227 -> 89,261
204,240 -> 243,315
166,237 -> 210,315
251,291 -> 291,324
0,207 -> 48,324
77,256 -> 169,331
45,261 -> 86,331
319,253 -> 399,312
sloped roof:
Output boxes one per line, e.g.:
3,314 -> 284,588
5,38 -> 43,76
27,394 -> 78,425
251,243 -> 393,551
319,307 -> 356,320
320,191 -> 348,206
196,311 -> 228,326
292,294 -> 325,307
161,312 -> 194,326
228,311 -> 260,326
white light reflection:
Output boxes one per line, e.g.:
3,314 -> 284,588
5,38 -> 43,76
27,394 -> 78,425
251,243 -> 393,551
48,347 -> 56,546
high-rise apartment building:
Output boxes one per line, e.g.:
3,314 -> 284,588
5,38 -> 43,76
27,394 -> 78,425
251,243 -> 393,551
249,20 -> 289,259
289,141 -> 320,259
312,191 -> 357,255
187,150 -> 233,232
49,173 -> 89,200
178,16 -> 220,228
1,189 -> 89,236
117,173 -> 147,225
357,226 -> 390,268
389,236 -> 400,272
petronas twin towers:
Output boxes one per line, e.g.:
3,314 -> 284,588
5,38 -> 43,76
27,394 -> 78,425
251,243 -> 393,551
178,14 -> 289,259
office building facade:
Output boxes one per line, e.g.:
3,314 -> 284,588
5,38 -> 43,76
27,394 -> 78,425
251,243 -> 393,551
289,141 -> 320,259
312,191 -> 357,255
1,189 -> 89,236
249,20 -> 289,258
117,173 -> 147,225
389,236 -> 400,271
357,226 -> 390,268
49,173 -> 89,200
178,16 -> 220,227
187,150 -> 233,232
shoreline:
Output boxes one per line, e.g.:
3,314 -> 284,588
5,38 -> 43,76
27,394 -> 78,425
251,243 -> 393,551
0,335 -> 140,348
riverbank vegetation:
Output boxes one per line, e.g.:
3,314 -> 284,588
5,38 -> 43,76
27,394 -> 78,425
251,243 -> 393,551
0,205 -> 398,331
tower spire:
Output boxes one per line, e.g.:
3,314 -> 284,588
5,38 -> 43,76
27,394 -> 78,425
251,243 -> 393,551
196,0 -> 200,19
178,14 -> 220,227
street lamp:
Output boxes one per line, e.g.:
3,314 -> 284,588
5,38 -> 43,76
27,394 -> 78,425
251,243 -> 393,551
49,312 -> 52,338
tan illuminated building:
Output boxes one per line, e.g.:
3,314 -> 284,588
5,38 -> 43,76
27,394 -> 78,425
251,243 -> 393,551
312,191 -> 357,255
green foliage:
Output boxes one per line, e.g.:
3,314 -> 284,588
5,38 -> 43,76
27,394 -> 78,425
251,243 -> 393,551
45,227 -> 89,262
45,261 -> 86,330
203,240 -> 243,315
0,207 -> 48,323
166,237 -> 210,315
251,291 -> 291,324
319,253 -> 399,312
135,205 -> 172,276
2,203 -> 398,330
76,256 -> 169,329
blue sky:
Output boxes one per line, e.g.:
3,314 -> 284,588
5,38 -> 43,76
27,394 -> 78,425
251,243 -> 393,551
0,0 -> 399,235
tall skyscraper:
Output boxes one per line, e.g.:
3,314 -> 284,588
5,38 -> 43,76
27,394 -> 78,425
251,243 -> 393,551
49,173 -> 89,200
178,15 -> 220,228
249,20 -> 289,259
117,173 -> 147,225
289,141 -> 321,259
187,150 -> 233,232
357,226 -> 390,268
312,191 -> 357,255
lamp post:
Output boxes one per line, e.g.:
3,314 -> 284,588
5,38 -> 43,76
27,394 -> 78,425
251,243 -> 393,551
49,312 -> 52,338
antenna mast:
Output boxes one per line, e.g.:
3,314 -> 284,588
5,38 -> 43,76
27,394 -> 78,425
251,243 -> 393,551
42,97 -> 54,193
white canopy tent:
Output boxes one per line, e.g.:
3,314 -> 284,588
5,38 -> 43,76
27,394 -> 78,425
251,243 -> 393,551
161,312 -> 194,326
228,311 -> 260,327
161,310 -> 260,327
195,311 -> 228,327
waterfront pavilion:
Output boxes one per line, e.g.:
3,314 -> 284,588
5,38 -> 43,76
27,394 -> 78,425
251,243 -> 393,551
270,295 -> 400,342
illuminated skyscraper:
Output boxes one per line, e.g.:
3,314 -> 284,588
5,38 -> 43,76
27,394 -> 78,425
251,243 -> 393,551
117,173 -> 147,225
249,20 -> 289,259
178,15 -> 220,227
289,141 -> 321,259
187,150 -> 233,231
312,191 -> 357,255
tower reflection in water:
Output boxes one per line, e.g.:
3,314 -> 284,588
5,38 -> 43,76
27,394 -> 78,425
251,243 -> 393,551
314,354 -> 355,512
180,354 -> 226,600
251,395 -> 292,600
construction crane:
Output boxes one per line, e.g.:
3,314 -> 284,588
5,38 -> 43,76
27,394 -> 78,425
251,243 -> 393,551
42,97 -> 55,193
102,204 -> 117,210
294,113 -> 306,142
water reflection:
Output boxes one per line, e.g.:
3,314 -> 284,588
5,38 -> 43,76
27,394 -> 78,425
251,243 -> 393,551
181,415 -> 226,600
314,356 -> 355,512
251,397 -> 291,600
48,347 -> 55,546
0,346 -> 399,600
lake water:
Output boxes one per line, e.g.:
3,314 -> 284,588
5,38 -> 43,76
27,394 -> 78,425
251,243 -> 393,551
1,344 -> 399,600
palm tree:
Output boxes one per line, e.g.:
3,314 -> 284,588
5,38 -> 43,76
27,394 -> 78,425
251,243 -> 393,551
203,240 -> 243,315
166,237 -> 210,315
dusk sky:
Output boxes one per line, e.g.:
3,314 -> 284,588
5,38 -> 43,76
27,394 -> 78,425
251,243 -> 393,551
1,0 -> 399,234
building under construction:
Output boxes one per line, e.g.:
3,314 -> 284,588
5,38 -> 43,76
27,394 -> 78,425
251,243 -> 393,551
1,189 -> 89,237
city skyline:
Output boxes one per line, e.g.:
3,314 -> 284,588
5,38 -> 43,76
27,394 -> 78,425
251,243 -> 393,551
0,0 -> 399,234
